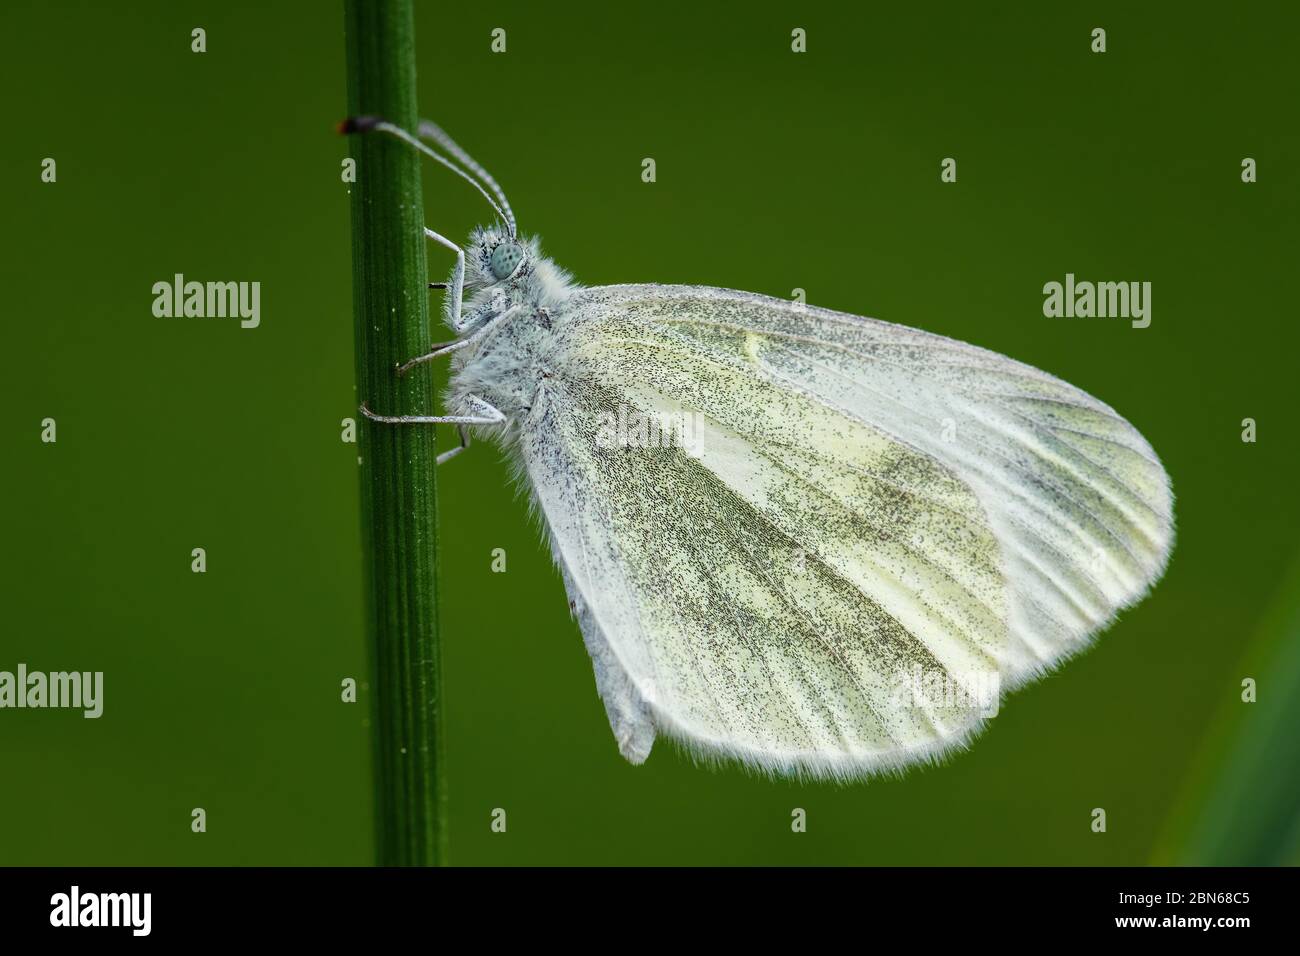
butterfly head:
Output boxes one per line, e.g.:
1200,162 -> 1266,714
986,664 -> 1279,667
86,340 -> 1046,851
464,225 -> 532,293
449,225 -> 576,331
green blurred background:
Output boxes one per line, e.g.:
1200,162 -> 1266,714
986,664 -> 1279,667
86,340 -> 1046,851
2,1 -> 1297,865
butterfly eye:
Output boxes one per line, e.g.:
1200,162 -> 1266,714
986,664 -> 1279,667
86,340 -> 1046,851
490,241 -> 524,279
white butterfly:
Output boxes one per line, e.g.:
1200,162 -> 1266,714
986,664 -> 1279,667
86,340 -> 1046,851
354,117 -> 1174,780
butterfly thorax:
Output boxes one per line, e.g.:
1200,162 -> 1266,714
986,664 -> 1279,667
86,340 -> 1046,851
446,226 -> 582,425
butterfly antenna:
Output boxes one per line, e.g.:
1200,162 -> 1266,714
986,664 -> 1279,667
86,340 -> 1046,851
417,119 -> 517,239
339,116 -> 512,235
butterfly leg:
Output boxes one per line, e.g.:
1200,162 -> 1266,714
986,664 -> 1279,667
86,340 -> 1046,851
424,227 -> 468,332
435,426 -> 472,466
396,303 -> 521,376
396,338 -> 464,377
359,395 -> 506,428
